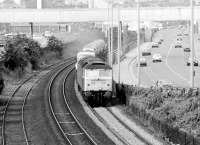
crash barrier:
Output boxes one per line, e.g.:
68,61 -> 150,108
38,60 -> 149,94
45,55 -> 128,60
117,84 -> 200,145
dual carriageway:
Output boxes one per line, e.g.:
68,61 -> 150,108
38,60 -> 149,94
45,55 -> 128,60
129,28 -> 200,88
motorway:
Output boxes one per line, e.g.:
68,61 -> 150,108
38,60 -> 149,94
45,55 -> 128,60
131,28 -> 200,88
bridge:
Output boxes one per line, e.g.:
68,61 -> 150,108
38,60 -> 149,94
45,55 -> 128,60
0,7 -> 200,23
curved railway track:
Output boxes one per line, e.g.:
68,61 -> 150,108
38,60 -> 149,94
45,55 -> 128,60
48,58 -> 101,145
0,57 -> 75,145
1,73 -> 37,145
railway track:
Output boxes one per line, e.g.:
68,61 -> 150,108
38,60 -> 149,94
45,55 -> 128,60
93,107 -> 156,145
0,57 -> 75,145
48,60 -> 99,145
106,107 -> 154,145
1,72 -> 38,145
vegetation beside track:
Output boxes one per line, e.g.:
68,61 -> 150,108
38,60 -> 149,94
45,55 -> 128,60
119,84 -> 200,145
0,34 -> 64,77
0,34 -> 65,95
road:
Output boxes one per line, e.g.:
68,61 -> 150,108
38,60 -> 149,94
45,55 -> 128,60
132,28 -> 200,87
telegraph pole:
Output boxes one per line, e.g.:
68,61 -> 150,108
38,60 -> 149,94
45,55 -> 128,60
117,6 -> 121,84
190,0 -> 194,87
137,0 -> 141,86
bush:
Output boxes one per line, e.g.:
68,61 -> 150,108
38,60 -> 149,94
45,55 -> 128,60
4,35 -> 42,71
45,36 -> 64,58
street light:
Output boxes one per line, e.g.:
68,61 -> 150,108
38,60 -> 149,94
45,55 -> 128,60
111,0 -> 114,68
190,0 -> 194,87
136,0 -> 141,87
107,3 -> 111,65
117,6 -> 122,84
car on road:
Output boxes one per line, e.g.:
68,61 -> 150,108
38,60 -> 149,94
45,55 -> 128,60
142,49 -> 151,56
154,39 -> 162,44
187,57 -> 199,66
157,40 -> 162,44
174,41 -> 182,48
152,42 -> 159,48
183,47 -> 191,52
156,80 -> 173,87
177,33 -> 182,36
136,57 -> 147,67
183,32 -> 189,36
152,53 -> 162,62
177,38 -> 182,41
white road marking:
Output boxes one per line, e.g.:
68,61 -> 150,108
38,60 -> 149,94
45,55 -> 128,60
165,41 -> 190,85
65,132 -> 84,136
59,121 -> 75,124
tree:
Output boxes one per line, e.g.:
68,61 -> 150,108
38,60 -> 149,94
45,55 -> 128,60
4,35 -> 42,71
4,36 -> 28,71
45,36 -> 64,58
23,38 -> 42,69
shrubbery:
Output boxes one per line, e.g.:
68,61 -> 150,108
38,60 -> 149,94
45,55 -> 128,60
44,36 -> 64,58
121,84 -> 200,136
2,34 -> 65,78
4,35 -> 42,72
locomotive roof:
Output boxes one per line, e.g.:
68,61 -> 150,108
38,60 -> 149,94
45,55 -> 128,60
83,39 -> 105,51
85,63 -> 111,69
78,56 -> 100,67
78,56 -> 111,69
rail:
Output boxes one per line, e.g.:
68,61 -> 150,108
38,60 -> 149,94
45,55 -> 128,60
48,58 -> 98,145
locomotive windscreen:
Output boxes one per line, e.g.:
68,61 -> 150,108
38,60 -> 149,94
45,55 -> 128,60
85,69 -> 112,78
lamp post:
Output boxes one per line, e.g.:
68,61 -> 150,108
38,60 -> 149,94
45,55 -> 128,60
136,0 -> 141,87
107,3 -> 111,65
111,0 -> 114,68
117,6 -> 122,84
190,0 -> 194,88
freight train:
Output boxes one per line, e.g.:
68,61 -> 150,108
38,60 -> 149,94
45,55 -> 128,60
76,39 -> 113,106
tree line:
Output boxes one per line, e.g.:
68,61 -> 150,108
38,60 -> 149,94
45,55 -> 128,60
0,34 -> 64,94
